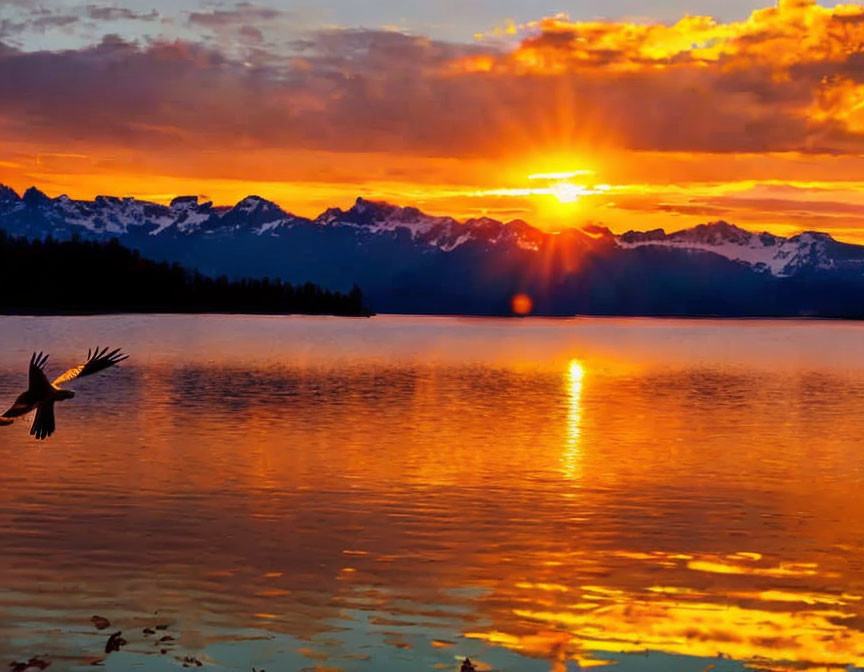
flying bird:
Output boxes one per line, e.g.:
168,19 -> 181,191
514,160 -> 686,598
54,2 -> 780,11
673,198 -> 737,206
2,347 -> 128,440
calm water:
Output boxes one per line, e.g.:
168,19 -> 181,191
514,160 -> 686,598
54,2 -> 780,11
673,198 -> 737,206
2,315 -> 864,671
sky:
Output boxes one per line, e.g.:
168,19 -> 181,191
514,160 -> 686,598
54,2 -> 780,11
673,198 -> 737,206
3,0 -> 864,239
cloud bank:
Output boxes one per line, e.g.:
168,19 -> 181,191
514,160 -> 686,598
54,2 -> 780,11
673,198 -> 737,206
3,1 -> 864,237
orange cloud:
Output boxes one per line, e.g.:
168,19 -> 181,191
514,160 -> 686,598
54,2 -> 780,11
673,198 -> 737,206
5,3 -> 864,239
471,0 -> 864,72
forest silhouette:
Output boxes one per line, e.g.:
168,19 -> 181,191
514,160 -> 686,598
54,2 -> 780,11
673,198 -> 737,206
0,231 -> 370,316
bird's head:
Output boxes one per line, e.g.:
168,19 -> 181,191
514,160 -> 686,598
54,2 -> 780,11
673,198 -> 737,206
57,389 -> 75,401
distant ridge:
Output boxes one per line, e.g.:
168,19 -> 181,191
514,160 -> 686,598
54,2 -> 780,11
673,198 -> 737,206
2,184 -> 864,317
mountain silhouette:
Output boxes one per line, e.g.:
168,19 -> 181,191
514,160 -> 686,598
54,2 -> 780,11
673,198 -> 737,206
3,184 -> 864,317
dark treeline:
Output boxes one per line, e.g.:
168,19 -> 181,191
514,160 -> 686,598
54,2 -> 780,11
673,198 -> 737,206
0,231 -> 371,316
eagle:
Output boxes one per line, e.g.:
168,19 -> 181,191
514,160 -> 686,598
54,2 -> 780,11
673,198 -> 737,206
2,347 -> 128,440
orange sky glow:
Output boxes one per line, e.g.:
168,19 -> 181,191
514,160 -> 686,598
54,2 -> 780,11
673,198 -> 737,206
4,0 -> 864,240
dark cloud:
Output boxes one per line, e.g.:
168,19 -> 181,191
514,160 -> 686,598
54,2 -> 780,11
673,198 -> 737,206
188,3 -> 281,29
0,13 -> 79,40
2,2 -> 864,160
0,29 -> 493,157
701,197 -> 864,216
30,14 -> 79,30
0,3 -> 157,46
185,2 -> 310,50
657,204 -> 733,217
632,196 -> 864,219
238,25 -> 263,43
85,6 -> 159,22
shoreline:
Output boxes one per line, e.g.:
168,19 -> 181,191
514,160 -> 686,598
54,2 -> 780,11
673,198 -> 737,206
0,310 -> 861,322
0,308 -> 375,318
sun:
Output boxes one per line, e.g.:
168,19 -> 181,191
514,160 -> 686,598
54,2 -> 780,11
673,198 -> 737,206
527,169 -> 606,206
473,160 -> 611,221
548,180 -> 586,204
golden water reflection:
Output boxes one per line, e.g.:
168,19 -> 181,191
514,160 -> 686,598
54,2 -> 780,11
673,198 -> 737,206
1,316 -> 864,670
561,359 -> 584,482
469,548 -> 864,670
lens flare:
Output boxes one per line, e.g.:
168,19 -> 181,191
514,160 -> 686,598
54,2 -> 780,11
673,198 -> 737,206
511,293 -> 533,315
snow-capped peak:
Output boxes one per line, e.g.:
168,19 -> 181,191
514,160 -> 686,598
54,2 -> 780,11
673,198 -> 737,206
234,195 -> 279,212
2,183 -> 861,280
158,195 -> 213,234
315,197 -> 563,253
340,197 -> 452,233
217,195 -> 295,235
319,197 -> 461,241
170,195 -> 199,209
616,220 -> 854,276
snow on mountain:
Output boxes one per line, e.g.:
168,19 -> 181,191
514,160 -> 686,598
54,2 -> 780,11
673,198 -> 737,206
616,221 -> 861,277
220,195 -> 305,235
147,196 -> 210,235
2,185 -> 864,279
320,197 -> 459,237
0,187 -> 304,238
320,197 -> 547,252
0,186 -> 615,258
9,187 -> 179,237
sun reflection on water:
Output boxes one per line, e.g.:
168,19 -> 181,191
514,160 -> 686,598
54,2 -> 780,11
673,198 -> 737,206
561,359 -> 584,482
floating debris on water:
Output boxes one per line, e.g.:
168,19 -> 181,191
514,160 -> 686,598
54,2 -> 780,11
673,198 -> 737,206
90,616 -> 110,631
9,657 -> 50,672
460,658 -> 477,672
178,657 -> 203,668
104,632 -> 127,654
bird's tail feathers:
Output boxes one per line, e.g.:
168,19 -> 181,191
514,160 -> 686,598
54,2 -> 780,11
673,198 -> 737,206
30,401 -> 55,440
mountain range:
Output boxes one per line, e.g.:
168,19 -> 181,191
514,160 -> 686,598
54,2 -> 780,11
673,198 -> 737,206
3,184 -> 864,316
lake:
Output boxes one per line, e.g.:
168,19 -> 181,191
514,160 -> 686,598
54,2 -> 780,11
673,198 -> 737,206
1,315 -> 864,671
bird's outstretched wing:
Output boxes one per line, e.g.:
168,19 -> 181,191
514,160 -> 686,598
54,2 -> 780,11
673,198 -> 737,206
0,352 -> 54,418
30,401 -> 55,440
3,352 -> 54,418
52,347 -> 128,386
29,351 -> 53,396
